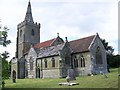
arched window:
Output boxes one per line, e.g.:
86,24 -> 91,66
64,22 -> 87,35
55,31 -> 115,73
29,57 -> 33,70
80,55 -> 85,67
31,29 -> 34,36
96,46 -> 103,64
51,57 -> 55,67
44,59 -> 47,68
74,56 -> 78,68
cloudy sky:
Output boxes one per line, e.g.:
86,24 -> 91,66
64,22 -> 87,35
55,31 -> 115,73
0,0 -> 118,61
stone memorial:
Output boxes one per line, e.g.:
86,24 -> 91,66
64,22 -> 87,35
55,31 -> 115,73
67,69 -> 76,80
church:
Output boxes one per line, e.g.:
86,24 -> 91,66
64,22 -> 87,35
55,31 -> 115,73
11,1 -> 108,79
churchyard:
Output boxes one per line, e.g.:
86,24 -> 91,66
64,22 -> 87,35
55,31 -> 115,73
3,68 -> 119,88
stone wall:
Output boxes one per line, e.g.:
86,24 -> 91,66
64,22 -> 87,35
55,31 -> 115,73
43,69 -> 60,78
26,47 -> 37,78
11,58 -> 18,79
89,35 -> 108,74
72,52 -> 91,76
17,21 -> 40,60
37,56 -> 61,78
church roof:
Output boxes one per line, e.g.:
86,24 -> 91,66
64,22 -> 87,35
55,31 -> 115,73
38,44 -> 63,58
36,34 -> 96,58
34,38 -> 56,48
69,35 -> 95,53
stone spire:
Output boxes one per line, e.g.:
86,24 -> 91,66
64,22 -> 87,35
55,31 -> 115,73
24,1 -> 34,22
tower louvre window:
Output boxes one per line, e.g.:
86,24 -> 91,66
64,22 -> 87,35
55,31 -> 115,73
20,30 -> 22,37
31,29 -> 34,36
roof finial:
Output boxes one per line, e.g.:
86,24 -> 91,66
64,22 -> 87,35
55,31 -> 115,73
65,37 -> 68,42
96,32 -> 98,35
57,33 -> 59,37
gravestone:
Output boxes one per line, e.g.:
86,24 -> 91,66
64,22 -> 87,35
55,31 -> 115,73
67,69 -> 76,80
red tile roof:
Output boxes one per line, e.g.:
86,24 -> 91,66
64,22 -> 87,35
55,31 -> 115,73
34,35 -> 96,53
34,38 -> 55,48
69,35 -> 95,53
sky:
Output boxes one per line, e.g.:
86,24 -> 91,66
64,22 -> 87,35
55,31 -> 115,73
0,0 -> 118,61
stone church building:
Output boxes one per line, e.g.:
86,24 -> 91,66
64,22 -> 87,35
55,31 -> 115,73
11,1 -> 108,79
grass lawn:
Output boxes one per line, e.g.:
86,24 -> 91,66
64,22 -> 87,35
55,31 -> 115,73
4,68 -> 118,88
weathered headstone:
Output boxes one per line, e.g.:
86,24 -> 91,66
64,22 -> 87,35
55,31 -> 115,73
67,69 -> 76,80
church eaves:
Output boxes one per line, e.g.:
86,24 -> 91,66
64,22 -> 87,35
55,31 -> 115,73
24,1 -> 34,23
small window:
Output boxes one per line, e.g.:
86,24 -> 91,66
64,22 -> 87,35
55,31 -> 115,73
51,57 -> 55,67
31,29 -> 34,36
44,59 -> 47,68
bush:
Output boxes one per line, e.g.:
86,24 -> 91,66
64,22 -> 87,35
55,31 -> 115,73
107,55 -> 120,68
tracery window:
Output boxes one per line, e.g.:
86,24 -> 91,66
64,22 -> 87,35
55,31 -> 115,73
96,46 -> 103,64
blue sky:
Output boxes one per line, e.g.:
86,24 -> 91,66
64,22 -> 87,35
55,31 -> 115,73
0,0 -> 118,61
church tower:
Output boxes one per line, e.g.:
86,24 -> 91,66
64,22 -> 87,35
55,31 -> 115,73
16,1 -> 40,59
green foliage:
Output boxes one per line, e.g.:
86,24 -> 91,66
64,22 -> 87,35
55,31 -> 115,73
107,55 -> 120,68
0,26 -> 11,47
0,51 -> 10,79
101,38 -> 119,68
0,21 -> 11,79
101,39 -> 114,55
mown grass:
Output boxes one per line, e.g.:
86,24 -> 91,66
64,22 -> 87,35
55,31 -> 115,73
4,68 -> 119,88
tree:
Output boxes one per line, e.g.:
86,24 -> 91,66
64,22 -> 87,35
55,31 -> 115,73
0,21 -> 11,79
0,26 -> 11,47
101,39 -> 114,55
1,51 -> 10,79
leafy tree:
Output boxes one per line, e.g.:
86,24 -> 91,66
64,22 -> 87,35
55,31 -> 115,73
0,26 -> 11,47
0,21 -> 11,79
101,39 -> 114,55
107,54 -> 120,68
1,51 -> 10,79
